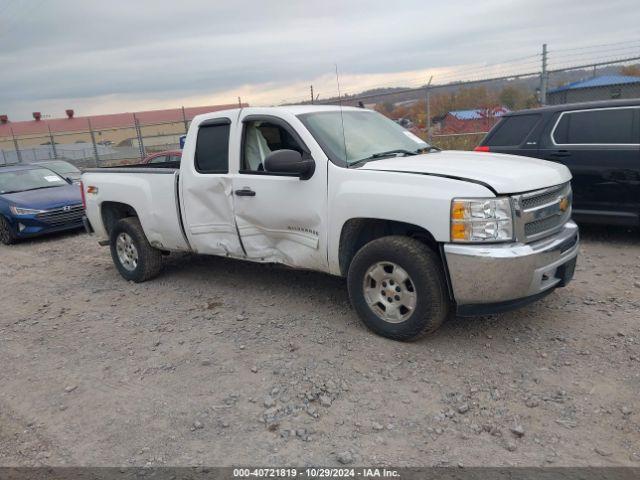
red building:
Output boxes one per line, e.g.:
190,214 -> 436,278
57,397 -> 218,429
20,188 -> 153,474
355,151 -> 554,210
439,107 -> 509,134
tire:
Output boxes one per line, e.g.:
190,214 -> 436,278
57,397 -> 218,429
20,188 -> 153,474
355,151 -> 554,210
109,217 -> 162,282
0,216 -> 18,245
347,236 -> 450,341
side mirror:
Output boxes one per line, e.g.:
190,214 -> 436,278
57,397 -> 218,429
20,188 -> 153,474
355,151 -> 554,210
263,149 -> 315,180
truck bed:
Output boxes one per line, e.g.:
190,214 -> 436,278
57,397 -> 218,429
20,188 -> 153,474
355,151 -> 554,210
82,167 -> 190,252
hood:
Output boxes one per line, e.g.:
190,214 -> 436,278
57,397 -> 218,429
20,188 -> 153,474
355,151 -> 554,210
0,184 -> 82,210
358,150 -> 572,194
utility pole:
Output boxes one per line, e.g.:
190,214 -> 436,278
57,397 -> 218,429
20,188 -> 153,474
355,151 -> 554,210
425,76 -> 433,141
310,85 -> 314,104
238,97 -> 242,108
540,43 -> 548,105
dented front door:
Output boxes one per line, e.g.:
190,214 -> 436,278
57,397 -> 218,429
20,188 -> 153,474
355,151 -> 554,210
231,116 -> 328,271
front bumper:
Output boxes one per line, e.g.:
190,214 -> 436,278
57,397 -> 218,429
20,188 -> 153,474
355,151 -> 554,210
12,218 -> 84,238
444,220 -> 579,313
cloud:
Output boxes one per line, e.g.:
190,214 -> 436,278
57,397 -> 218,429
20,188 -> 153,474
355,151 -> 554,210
0,0 -> 637,119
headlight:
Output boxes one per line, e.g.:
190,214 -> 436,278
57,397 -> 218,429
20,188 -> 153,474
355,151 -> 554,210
10,205 -> 45,216
450,197 -> 514,242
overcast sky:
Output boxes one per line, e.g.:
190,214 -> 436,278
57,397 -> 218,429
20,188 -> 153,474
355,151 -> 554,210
1,0 -> 638,120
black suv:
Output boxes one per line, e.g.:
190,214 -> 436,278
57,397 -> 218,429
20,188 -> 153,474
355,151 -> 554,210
476,99 -> 640,226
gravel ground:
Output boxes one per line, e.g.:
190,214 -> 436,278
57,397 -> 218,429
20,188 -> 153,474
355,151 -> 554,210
0,225 -> 638,467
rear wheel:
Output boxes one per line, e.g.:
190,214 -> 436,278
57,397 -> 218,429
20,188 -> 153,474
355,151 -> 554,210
109,217 -> 162,282
0,216 -> 17,245
347,236 -> 449,341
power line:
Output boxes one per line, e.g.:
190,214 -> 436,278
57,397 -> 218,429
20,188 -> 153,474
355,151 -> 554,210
551,38 -> 640,53
312,55 -> 640,106
548,54 -> 640,72
278,40 -> 640,107
332,57 -> 542,99
549,44 -> 640,61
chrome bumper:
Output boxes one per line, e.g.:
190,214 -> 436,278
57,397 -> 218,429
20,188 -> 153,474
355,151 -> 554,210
444,220 -> 579,306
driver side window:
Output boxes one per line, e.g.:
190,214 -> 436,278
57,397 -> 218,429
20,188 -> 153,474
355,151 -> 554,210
241,120 -> 304,172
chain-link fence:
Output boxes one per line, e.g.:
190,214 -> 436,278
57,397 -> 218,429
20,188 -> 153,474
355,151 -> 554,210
0,118 -> 190,168
429,132 -> 488,151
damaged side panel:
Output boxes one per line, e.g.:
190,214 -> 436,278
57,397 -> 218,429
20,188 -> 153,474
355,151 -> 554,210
234,192 -> 325,268
181,174 -> 244,256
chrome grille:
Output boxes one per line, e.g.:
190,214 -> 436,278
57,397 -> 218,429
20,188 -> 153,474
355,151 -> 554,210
36,204 -> 84,227
524,215 -> 564,237
520,184 -> 566,210
514,183 -> 572,243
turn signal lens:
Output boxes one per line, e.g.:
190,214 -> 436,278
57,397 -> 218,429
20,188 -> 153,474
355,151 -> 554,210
451,201 -> 467,220
451,222 -> 468,241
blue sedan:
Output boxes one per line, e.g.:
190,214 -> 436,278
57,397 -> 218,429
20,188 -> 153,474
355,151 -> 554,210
0,165 -> 84,245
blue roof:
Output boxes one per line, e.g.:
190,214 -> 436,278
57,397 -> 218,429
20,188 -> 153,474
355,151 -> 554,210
549,75 -> 640,94
448,108 -> 509,120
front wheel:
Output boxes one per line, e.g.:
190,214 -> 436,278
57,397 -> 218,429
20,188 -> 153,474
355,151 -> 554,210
109,217 -> 163,282
0,216 -> 17,245
347,236 -> 450,341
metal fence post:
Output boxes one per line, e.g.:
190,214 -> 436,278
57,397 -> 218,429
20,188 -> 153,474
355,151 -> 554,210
87,119 -> 100,167
425,76 -> 433,142
48,125 -> 58,159
133,114 -> 145,161
10,127 -> 22,164
181,106 -> 188,133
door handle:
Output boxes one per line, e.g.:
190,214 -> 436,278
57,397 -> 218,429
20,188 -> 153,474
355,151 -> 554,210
550,150 -> 571,158
234,187 -> 256,197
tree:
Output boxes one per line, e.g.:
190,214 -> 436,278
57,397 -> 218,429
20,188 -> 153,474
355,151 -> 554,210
620,65 -> 640,77
499,86 -> 524,110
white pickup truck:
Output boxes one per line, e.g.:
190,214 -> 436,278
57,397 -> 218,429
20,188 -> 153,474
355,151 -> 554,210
82,106 -> 579,340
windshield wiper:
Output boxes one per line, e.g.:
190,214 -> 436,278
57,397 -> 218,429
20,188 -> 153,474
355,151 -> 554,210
349,149 -> 419,168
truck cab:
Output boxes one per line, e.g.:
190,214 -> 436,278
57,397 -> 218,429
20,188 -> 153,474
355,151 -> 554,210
82,106 -> 579,341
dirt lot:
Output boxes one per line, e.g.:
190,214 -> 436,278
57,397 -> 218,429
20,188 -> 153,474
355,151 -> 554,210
0,225 -> 638,467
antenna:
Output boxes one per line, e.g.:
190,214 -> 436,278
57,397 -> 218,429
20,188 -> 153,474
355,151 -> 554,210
335,64 -> 348,164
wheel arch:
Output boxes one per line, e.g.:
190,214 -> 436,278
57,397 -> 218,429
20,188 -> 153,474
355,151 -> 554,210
338,218 -> 440,277
101,201 -> 139,236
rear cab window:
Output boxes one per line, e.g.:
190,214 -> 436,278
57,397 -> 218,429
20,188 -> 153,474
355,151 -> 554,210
485,114 -> 541,147
552,107 -> 639,145
195,120 -> 231,173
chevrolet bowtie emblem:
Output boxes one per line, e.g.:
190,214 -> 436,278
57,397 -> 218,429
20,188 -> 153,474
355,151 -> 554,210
559,197 -> 569,212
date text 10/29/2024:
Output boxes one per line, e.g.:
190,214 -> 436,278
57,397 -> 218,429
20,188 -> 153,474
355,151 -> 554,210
233,468 -> 401,478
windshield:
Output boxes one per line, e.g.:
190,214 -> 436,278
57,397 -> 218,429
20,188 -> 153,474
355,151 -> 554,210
298,110 -> 431,166
0,168 -> 67,194
38,161 -> 80,175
